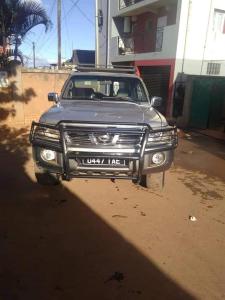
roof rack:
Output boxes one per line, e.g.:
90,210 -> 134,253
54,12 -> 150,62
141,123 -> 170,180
76,64 -> 136,74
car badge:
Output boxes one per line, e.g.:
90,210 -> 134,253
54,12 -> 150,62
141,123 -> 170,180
89,133 -> 119,145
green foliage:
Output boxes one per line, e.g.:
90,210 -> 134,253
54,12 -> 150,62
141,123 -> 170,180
0,0 -> 51,66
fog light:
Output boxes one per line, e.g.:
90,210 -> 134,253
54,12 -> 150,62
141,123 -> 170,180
152,152 -> 164,164
40,149 -> 56,161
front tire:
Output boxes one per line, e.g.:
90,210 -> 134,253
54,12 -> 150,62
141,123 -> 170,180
35,172 -> 61,186
139,172 -> 165,190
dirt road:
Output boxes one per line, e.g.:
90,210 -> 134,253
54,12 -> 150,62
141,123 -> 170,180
0,129 -> 225,300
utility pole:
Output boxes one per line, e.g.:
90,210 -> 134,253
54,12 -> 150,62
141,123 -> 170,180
105,0 -> 109,68
106,0 -> 110,67
95,0 -> 99,66
32,42 -> 36,68
57,0 -> 62,69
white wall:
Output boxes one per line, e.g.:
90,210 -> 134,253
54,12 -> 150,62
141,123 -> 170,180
97,0 -> 225,74
204,0 -> 225,60
174,0 -> 225,79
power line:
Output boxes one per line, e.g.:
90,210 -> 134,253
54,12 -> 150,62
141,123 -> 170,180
70,0 -> 107,50
35,0 -> 56,45
36,0 -> 80,55
36,29 -> 57,54
68,1 -> 107,67
33,0 -> 99,65
76,4 -> 95,26
64,0 -> 80,19
35,0 -> 58,55
70,0 -> 95,26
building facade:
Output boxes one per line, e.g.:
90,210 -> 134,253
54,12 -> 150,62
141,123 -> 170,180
96,0 -> 225,116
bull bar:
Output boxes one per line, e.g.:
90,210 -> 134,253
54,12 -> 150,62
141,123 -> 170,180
30,121 -> 178,182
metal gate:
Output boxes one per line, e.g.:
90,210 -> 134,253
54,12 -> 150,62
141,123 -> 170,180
139,66 -> 170,115
190,77 -> 225,129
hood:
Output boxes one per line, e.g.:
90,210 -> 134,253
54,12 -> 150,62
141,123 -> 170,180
40,100 -> 167,128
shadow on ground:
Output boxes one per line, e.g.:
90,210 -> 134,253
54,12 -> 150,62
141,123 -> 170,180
0,68 -> 195,299
175,133 -> 225,182
172,133 -> 225,201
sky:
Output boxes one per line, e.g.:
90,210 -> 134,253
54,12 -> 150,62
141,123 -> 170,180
20,0 -> 95,67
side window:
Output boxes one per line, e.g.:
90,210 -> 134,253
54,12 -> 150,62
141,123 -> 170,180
64,80 -> 73,98
136,84 -> 142,101
136,82 -> 147,102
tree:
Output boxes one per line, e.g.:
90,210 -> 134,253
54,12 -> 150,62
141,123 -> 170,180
0,0 -> 51,65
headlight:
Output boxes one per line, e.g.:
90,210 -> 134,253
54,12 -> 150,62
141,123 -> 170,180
34,126 -> 60,142
40,149 -> 56,161
147,129 -> 176,145
148,132 -> 163,141
152,152 -> 165,164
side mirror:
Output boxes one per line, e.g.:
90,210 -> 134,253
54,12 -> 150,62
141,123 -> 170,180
48,92 -> 59,103
151,96 -> 162,108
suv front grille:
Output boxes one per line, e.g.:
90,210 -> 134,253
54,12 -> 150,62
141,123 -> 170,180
63,125 -> 144,150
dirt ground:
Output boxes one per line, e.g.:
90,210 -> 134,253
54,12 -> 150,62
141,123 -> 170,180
0,128 -> 225,300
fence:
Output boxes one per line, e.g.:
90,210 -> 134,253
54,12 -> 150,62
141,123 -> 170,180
0,67 -> 70,127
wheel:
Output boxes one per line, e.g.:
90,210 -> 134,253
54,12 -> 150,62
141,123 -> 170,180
139,172 -> 165,190
35,172 -> 61,186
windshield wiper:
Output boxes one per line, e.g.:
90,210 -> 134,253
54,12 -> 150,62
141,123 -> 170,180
102,96 -> 135,102
116,96 -> 135,102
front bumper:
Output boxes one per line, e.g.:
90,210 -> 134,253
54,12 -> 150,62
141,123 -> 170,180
30,121 -> 177,182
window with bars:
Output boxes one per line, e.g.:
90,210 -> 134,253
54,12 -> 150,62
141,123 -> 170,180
206,63 -> 221,75
213,9 -> 225,33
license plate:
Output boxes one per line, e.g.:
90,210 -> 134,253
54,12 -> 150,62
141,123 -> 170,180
79,158 -> 128,167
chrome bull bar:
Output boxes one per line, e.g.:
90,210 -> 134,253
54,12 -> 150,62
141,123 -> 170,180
30,121 -> 177,182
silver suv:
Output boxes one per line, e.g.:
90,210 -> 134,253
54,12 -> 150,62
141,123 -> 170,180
30,66 -> 177,188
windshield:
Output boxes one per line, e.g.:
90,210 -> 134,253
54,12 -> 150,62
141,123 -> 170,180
62,75 -> 148,103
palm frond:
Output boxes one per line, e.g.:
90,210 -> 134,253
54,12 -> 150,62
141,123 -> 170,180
13,0 -> 52,37
0,0 -> 51,39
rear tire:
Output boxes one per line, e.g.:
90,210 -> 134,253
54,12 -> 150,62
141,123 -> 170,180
35,172 -> 61,186
139,172 -> 165,190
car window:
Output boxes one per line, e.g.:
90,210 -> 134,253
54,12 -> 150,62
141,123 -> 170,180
62,75 -> 149,103
136,82 -> 148,102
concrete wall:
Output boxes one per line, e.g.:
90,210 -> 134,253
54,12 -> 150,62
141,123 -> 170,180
0,68 -> 70,127
174,0 -> 225,79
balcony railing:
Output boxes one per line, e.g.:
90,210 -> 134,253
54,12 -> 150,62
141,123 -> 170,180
119,0 -> 143,10
118,37 -> 134,55
118,29 -> 163,55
